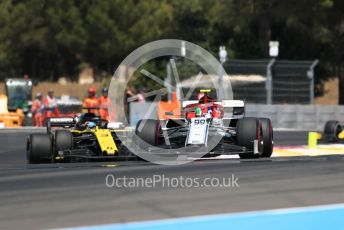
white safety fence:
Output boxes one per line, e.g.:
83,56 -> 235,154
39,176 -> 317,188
130,102 -> 344,131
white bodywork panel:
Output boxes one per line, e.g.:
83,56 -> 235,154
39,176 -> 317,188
49,117 -> 74,123
186,118 -> 209,145
216,100 -> 244,108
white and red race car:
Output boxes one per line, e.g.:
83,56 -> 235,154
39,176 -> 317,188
135,90 -> 273,159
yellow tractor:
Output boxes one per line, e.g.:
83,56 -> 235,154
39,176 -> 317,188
0,78 -> 33,127
0,94 -> 24,127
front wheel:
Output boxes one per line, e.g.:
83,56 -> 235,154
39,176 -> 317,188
135,119 -> 161,147
53,130 -> 73,162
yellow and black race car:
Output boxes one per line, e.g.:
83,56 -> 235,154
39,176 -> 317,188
26,113 -> 133,164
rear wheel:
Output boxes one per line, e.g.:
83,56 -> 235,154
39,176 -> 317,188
236,118 -> 262,159
27,134 -> 52,164
259,118 -> 273,158
324,120 -> 342,142
53,130 -> 73,162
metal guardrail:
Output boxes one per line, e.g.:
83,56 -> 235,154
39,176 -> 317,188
129,102 -> 343,131
246,104 -> 344,131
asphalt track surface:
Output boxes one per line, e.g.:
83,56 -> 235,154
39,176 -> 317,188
1,130 -> 344,229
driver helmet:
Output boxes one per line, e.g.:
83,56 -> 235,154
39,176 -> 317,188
85,121 -> 96,129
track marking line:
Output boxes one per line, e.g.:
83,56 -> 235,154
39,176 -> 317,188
273,144 -> 344,157
63,203 -> 344,230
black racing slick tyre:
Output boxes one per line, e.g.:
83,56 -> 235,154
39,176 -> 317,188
53,130 -> 73,162
236,117 -> 262,159
135,119 -> 161,146
259,118 -> 273,158
324,120 -> 342,142
27,134 -> 52,164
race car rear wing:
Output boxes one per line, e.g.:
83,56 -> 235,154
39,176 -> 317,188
182,99 -> 245,118
46,117 -> 75,134
182,100 -> 244,108
217,100 -> 244,108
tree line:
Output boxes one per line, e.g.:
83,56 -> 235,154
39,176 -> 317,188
1,0 -> 344,101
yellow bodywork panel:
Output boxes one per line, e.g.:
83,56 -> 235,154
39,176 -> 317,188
308,132 -> 322,148
338,130 -> 344,139
316,132 -> 322,140
94,128 -> 118,155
